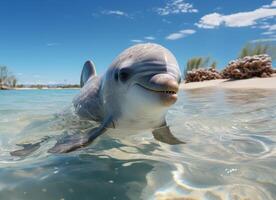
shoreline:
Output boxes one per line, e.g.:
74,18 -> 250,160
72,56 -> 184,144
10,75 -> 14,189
0,87 -> 80,90
2,75 -> 276,91
181,74 -> 276,90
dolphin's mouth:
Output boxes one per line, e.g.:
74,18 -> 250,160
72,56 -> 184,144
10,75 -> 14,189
135,80 -> 178,106
136,83 -> 177,94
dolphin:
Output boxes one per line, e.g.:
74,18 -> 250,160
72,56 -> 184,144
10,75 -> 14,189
11,43 -> 184,155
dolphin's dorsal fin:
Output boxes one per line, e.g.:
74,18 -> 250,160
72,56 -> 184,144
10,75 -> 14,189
80,60 -> 97,87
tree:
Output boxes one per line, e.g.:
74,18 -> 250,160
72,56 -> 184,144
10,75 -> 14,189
0,65 -> 17,89
11,76 -> 17,87
6,75 -> 17,87
184,57 -> 217,78
0,66 -> 8,87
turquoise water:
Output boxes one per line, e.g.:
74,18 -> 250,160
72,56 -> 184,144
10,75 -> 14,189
0,89 -> 276,200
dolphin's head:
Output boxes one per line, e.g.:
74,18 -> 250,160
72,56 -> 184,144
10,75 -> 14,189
104,43 -> 181,127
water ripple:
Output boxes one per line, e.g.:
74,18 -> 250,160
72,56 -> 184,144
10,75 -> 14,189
0,89 -> 276,199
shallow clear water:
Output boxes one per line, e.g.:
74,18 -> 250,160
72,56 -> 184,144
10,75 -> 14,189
0,88 -> 276,200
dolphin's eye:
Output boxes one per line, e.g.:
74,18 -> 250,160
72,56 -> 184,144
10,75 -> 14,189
119,68 -> 131,82
114,71 -> 119,81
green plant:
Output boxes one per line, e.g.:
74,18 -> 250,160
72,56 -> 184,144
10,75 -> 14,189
184,57 -> 217,77
239,43 -> 276,60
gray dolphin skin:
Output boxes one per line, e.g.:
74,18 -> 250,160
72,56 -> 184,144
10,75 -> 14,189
11,43 -> 184,155
48,43 -> 184,153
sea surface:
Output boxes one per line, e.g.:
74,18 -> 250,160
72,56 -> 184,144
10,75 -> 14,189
0,88 -> 276,200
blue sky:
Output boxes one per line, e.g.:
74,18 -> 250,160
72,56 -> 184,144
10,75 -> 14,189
0,0 -> 276,84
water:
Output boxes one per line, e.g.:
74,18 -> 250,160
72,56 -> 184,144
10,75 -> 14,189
0,88 -> 276,200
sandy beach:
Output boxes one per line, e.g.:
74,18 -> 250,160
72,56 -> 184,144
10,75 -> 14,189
181,74 -> 276,90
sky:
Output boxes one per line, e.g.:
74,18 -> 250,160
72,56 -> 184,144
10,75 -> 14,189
0,0 -> 276,84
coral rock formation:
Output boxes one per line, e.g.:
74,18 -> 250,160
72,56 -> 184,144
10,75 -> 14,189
221,54 -> 274,79
185,68 -> 222,83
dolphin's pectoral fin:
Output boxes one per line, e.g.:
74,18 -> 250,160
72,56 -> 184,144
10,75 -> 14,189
10,136 -> 50,157
152,125 -> 185,145
80,60 -> 97,87
49,117 -> 113,154
48,126 -> 107,153
10,143 -> 41,157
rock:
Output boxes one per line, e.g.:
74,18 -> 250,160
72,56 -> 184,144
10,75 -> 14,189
261,72 -> 269,78
185,68 -> 222,83
221,54 -> 274,79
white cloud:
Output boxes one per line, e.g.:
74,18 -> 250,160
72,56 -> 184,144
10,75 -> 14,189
259,23 -> 276,35
250,37 -> 276,43
131,36 -> 155,43
262,31 -> 274,35
144,36 -> 155,40
259,23 -> 271,29
156,0 -> 198,16
166,29 -> 196,40
162,19 -> 172,24
196,13 -> 223,28
46,43 -> 59,46
267,24 -> 276,31
101,10 -> 128,17
131,39 -> 144,43
263,0 -> 276,8
196,7 -> 276,29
